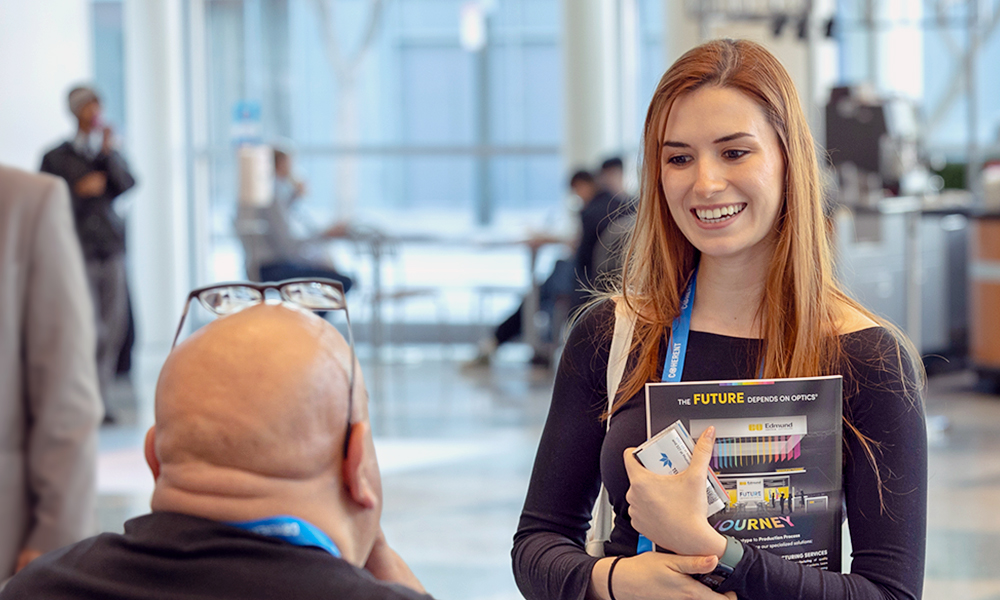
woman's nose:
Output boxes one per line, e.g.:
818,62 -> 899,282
693,158 -> 726,199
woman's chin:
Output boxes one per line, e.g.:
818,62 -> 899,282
691,239 -> 770,263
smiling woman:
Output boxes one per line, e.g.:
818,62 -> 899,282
659,86 -> 785,269
512,39 -> 927,600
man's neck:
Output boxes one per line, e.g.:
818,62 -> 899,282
689,247 -> 772,338
150,469 -> 368,566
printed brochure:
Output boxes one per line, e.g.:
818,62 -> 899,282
644,375 -> 843,571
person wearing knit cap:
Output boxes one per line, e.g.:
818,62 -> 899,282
41,85 -> 136,424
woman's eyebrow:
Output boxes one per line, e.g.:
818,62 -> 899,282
713,132 -> 753,143
662,132 -> 754,148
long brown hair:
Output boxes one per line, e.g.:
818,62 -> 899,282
605,39 -> 921,501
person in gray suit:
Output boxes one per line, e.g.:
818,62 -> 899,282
0,164 -> 103,580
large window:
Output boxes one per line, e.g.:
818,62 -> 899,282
190,0 -> 566,286
835,0 -> 1000,158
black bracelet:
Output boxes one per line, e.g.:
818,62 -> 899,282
607,555 -> 625,600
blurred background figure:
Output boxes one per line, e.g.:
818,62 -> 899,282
0,164 -> 103,583
242,146 -> 354,291
467,168 -> 632,368
598,156 -> 629,200
40,85 -> 135,424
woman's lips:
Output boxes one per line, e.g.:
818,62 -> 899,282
693,203 -> 746,223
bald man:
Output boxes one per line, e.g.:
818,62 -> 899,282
1,305 -> 434,600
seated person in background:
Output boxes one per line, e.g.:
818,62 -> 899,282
254,147 -> 353,291
468,170 -> 631,368
2,303 -> 432,600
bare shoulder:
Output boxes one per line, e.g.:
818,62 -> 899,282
834,303 -> 880,335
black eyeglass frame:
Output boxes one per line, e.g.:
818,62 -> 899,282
171,278 -> 358,455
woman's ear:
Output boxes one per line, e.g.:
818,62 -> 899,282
144,426 -> 161,481
342,421 -> 379,510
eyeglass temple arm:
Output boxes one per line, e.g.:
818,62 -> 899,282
344,307 -> 357,417
171,295 -> 196,348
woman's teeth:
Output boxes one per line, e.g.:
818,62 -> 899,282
695,204 -> 745,223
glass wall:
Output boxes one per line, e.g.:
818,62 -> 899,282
835,0 -> 1000,157
191,0 -> 567,284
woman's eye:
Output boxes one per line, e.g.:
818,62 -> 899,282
666,155 -> 690,166
723,149 -> 749,160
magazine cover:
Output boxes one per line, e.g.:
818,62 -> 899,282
644,375 -> 843,571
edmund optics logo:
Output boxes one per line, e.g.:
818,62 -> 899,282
749,423 -> 763,431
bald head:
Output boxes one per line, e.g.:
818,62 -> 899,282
154,304 -> 362,480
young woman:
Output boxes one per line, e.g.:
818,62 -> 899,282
512,39 -> 926,600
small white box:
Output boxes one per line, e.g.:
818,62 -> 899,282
634,420 -> 729,517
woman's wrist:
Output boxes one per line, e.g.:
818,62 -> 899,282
586,556 -> 618,600
607,556 -> 625,600
707,529 -> 729,559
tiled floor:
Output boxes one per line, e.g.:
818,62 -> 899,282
97,346 -> 1000,600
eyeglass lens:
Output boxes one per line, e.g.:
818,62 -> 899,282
197,286 -> 264,315
281,282 -> 346,310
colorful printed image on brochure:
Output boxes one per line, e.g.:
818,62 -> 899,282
644,375 -> 843,571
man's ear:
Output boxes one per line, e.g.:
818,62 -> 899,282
144,426 -> 161,481
342,421 -> 378,510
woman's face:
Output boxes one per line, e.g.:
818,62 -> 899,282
659,85 -> 785,263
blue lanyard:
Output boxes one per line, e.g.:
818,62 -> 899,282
227,515 -> 341,557
637,268 -> 698,555
637,266 -> 762,554
662,267 -> 698,383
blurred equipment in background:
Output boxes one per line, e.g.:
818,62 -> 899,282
234,144 -> 353,292
825,85 -> 932,202
970,216 -> 1000,389
0,164 -> 103,582
826,85 -> 973,371
40,85 -> 136,424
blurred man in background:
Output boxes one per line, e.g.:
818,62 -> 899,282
40,85 -> 136,423
468,169 -> 630,368
598,156 -> 626,199
0,165 -> 103,583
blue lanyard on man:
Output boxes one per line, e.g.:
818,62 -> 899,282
227,515 -> 341,558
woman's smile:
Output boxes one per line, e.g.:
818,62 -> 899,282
692,202 -> 747,225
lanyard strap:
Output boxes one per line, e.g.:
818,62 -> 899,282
227,516 -> 341,557
662,268 -> 698,383
637,268 -> 697,555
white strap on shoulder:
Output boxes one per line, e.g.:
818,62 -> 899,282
606,298 -> 637,430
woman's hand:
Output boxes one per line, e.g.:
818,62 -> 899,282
624,426 -> 727,558
364,528 -> 426,593
588,553 -> 735,600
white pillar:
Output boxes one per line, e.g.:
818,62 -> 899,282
0,0 -> 92,169
561,0 -> 621,170
123,0 -> 190,373
879,0 -> 923,100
